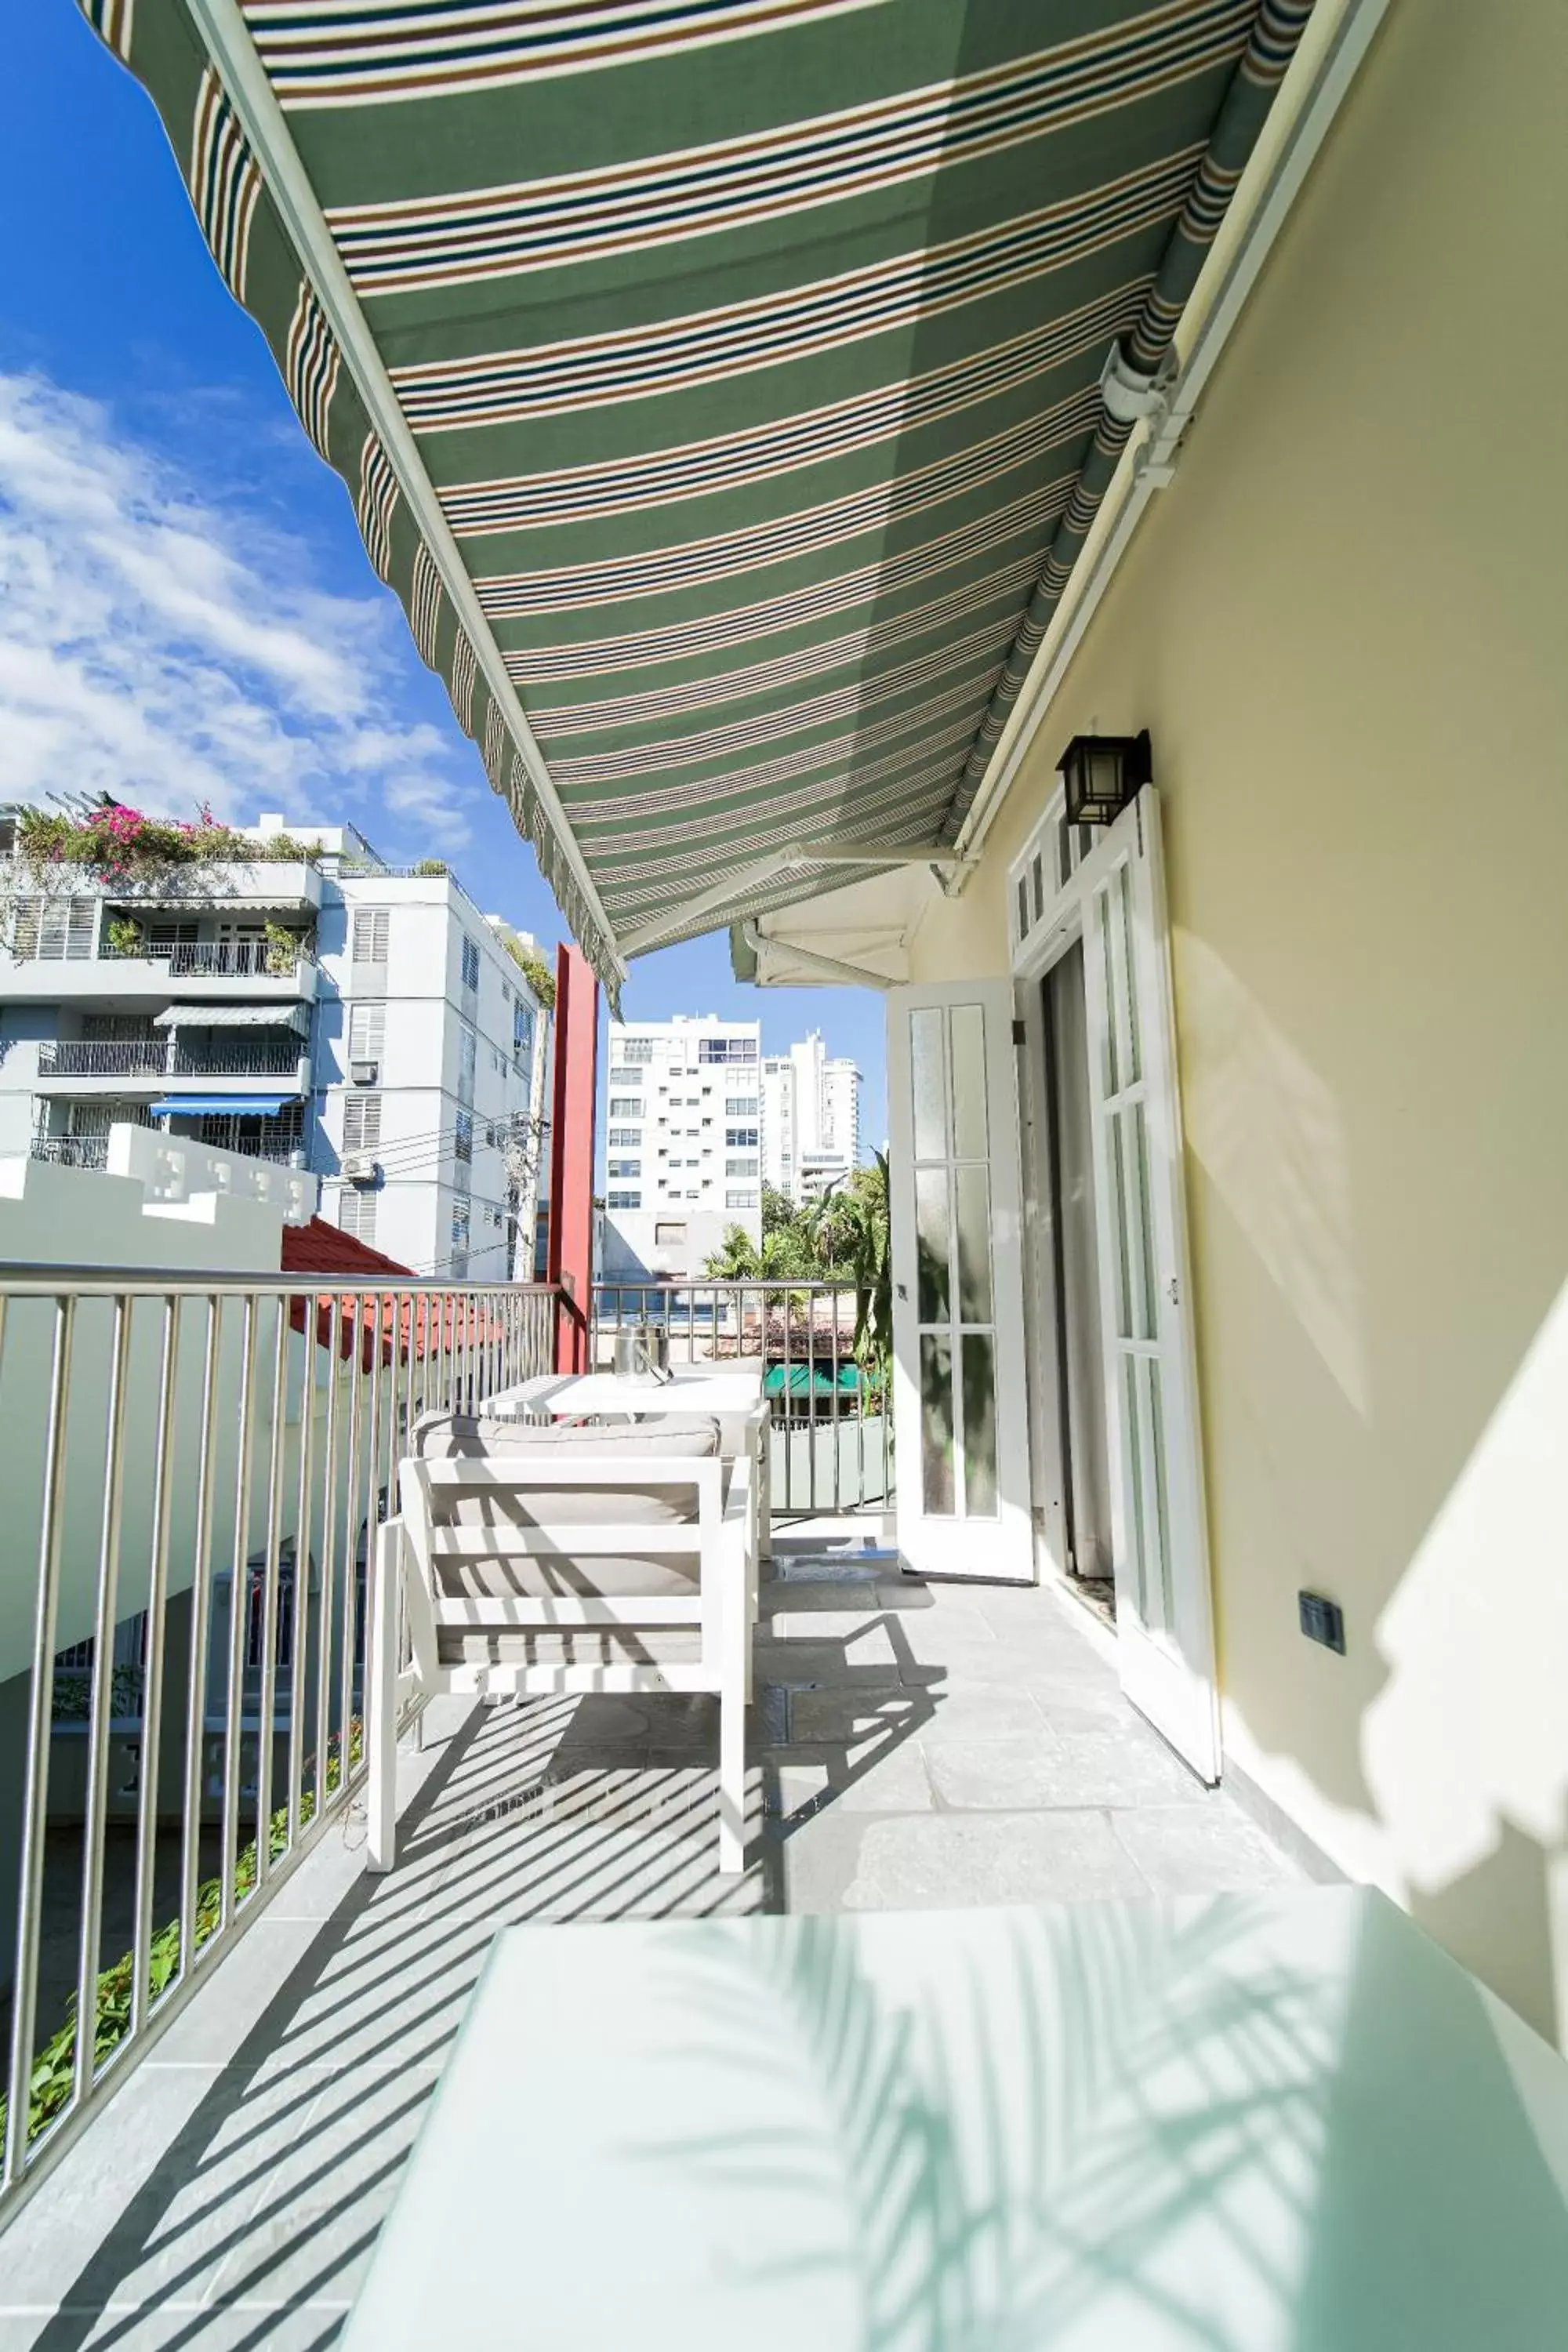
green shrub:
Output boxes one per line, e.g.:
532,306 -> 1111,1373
13,806 -> 318,884
503,936 -> 556,1007
103,916 -> 144,958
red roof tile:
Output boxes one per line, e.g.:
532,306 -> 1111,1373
279,1222 -> 517,1372
280,1216 -> 417,1280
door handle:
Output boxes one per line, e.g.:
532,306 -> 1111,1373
897,1282 -> 909,1300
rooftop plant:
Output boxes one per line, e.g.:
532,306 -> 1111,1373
13,803 -> 319,884
503,935 -> 556,1008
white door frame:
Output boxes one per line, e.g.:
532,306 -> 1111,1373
1009,786 -> 1220,1780
887,978 -> 1033,1581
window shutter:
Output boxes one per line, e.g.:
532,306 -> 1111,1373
351,909 -> 390,964
12,897 -> 41,959
349,1002 -> 386,1059
342,1093 -> 383,1153
338,1189 -> 378,1243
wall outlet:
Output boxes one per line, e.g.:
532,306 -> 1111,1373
1298,1592 -> 1346,1654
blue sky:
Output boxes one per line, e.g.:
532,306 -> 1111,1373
0,1 -> 887,1146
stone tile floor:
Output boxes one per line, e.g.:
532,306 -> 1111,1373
0,1534 -> 1301,2348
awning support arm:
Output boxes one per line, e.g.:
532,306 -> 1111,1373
622,840 -> 971,957
741,922 -> 894,993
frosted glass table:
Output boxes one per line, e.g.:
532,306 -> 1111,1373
482,1365 -> 764,1436
481,1368 -> 770,1541
343,1886 -> 1568,2350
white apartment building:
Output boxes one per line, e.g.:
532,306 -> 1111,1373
0,809 -> 552,1282
760,1029 -> 863,1204
598,1014 -> 762,1281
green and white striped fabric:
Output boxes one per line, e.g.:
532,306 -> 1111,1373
81,0 -> 1311,995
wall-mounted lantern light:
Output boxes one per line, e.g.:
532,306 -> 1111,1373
1058,729 -> 1152,826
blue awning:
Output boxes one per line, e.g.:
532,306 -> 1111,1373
151,1095 -> 292,1118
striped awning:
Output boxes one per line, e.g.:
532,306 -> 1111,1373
81,1 -> 1312,996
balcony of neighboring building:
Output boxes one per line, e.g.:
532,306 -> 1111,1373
3,901 -> 321,1004
31,1092 -> 310,1173
31,1008 -> 311,1101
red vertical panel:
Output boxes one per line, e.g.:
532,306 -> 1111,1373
546,942 -> 598,1374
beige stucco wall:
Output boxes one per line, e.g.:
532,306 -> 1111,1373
909,0 -> 1568,2042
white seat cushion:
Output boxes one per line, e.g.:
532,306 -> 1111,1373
410,1412 -> 722,1601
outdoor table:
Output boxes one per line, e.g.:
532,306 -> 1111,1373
342,1886 -> 1568,2350
481,1365 -> 767,1461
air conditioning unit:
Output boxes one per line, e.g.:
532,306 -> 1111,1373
342,1154 -> 380,1186
350,1060 -> 379,1085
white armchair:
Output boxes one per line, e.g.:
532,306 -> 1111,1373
367,1413 -> 755,1875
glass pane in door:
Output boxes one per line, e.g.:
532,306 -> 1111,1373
915,1170 -> 951,1323
954,1166 -> 993,1322
961,1333 -> 997,1515
910,1007 -> 947,1161
949,1006 -> 988,1156
920,1334 -> 955,1513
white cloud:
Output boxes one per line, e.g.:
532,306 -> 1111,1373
0,371 -> 475,847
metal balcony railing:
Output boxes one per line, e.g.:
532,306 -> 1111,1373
0,1272 -> 558,2224
35,1042 -> 164,1078
27,1135 -> 114,1170
589,1279 -> 891,1519
103,941 -> 312,979
35,1040 -> 303,1080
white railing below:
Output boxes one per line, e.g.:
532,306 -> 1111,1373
589,1279 -> 891,1520
0,1272 -> 558,2223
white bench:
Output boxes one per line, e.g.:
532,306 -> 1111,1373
367,1414 -> 756,1875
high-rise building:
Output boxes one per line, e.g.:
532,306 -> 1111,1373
597,1014 -> 761,1280
761,1029 -> 862,1204
0,809 -> 552,1282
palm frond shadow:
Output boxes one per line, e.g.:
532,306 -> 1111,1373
634,1900 -> 1340,2350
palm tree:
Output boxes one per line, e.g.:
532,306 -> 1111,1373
844,1153 -> 891,1373
802,1159 -> 891,1370
702,1220 -> 816,1288
705,1222 -> 762,1279
705,1165 -> 890,1370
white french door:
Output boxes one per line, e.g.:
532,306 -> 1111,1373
887,979 -> 1033,1580
1076,790 -> 1219,1779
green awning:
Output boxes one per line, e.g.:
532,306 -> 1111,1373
764,1361 -> 863,1398
80,2 -> 1313,992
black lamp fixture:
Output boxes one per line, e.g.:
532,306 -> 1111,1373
1058,728 -> 1152,826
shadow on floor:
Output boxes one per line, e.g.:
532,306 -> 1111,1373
8,1544 -> 1296,2347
